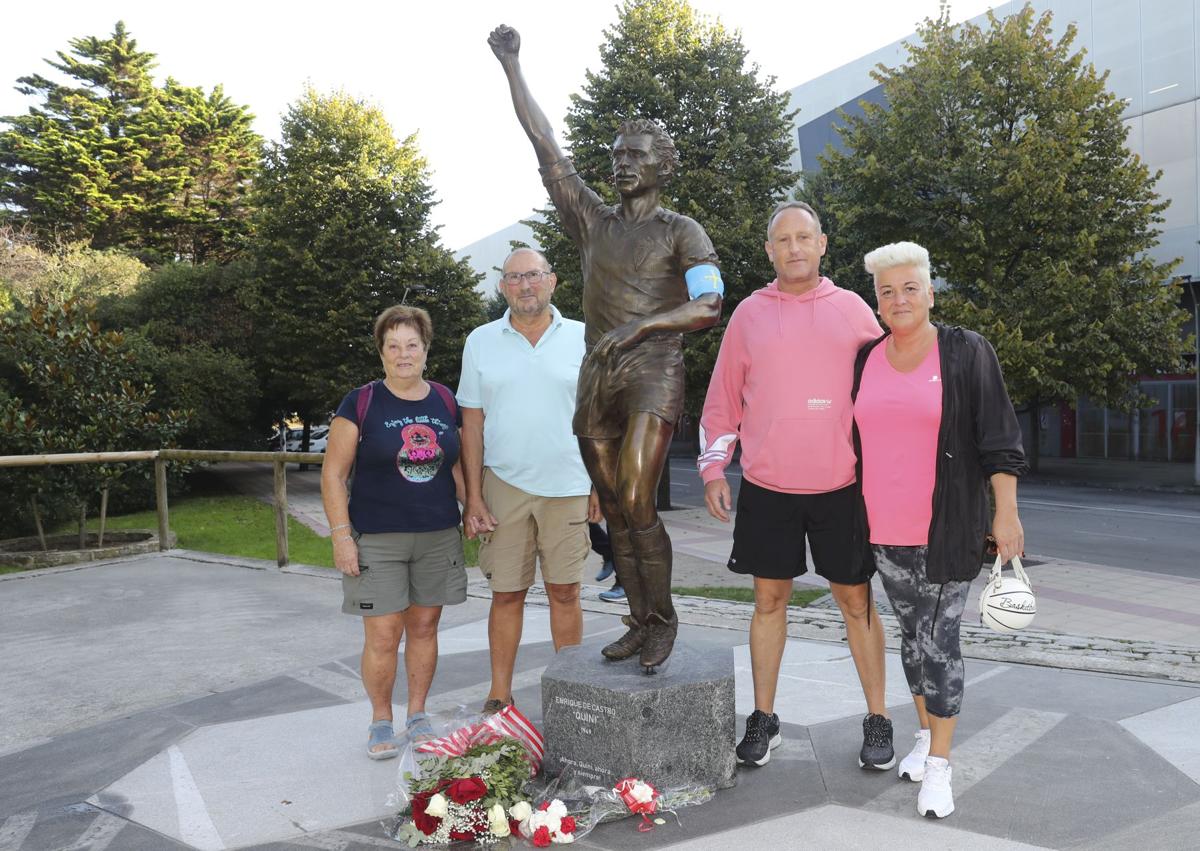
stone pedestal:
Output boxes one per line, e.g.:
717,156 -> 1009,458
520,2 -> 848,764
540,639 -> 736,790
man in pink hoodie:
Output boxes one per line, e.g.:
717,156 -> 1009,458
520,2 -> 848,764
699,201 -> 892,770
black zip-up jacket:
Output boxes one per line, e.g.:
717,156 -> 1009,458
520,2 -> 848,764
850,324 -> 1028,583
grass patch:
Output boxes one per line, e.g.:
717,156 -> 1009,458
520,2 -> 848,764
671,585 -> 828,607
56,494 -> 337,567
46,492 -> 482,568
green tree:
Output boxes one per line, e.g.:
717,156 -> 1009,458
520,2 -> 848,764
248,89 -> 483,428
92,260 -> 264,450
0,22 -> 260,262
0,229 -> 148,305
97,259 -> 255,356
0,299 -> 188,546
526,0 -> 798,414
142,80 -> 262,262
820,5 -> 1191,469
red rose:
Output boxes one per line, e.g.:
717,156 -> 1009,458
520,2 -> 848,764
509,818 -> 524,836
409,793 -> 441,836
450,829 -> 476,841
532,826 -> 552,847
561,816 -> 577,834
446,777 -> 488,804
538,801 -> 551,811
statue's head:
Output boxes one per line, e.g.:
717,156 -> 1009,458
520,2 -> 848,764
612,119 -> 679,196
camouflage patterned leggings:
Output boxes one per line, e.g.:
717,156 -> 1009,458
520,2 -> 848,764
872,545 -> 972,718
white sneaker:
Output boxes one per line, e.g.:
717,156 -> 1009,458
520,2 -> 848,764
898,729 -> 931,781
917,756 -> 954,818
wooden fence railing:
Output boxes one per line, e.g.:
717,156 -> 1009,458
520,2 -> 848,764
0,449 -> 326,567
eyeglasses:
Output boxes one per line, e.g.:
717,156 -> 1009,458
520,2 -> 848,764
500,270 -> 552,285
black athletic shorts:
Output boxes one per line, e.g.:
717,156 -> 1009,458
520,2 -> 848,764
727,479 -> 873,585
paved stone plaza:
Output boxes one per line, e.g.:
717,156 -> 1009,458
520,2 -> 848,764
2,553 -> 1199,850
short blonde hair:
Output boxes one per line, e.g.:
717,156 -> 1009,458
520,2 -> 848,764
373,304 -> 433,353
863,241 -> 932,287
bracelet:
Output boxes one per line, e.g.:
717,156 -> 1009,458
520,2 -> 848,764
333,535 -> 353,544
330,523 -> 351,532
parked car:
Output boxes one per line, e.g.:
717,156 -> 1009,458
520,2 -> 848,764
284,425 -> 328,453
267,427 -> 301,451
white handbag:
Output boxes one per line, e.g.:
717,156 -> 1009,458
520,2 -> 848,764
979,554 -> 1036,633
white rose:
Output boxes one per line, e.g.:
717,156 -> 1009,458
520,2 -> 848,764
487,803 -> 510,837
547,800 -> 568,819
630,782 -> 654,804
424,793 -> 448,819
509,801 -> 533,822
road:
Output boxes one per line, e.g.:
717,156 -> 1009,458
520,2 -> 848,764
663,458 -> 1200,578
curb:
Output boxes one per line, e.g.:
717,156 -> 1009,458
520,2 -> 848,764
500,580 -> 1200,686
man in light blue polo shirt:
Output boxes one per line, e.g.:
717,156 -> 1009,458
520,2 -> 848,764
457,247 -> 598,715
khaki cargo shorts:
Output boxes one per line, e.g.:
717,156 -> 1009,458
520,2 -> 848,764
341,526 -> 466,616
478,468 -> 589,592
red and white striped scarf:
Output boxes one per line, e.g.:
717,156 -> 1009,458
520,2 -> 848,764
416,705 -> 545,775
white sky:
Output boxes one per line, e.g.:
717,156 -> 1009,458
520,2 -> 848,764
1,1 -> 997,250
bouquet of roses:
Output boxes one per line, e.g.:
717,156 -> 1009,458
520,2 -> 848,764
390,738 -> 533,847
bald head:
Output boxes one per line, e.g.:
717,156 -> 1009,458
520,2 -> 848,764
502,247 -> 550,271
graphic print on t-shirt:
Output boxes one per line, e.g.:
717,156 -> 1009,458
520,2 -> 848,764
397,422 -> 445,482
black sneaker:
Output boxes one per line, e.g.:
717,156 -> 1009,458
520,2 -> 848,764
859,713 -> 896,770
736,709 -> 782,766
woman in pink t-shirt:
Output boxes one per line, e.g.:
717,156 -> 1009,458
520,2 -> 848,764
852,241 -> 1027,820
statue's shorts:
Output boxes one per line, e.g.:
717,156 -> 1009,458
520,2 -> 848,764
572,335 -> 685,440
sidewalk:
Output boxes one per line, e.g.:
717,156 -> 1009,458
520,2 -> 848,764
2,551 -> 1198,850
218,463 -> 1200,670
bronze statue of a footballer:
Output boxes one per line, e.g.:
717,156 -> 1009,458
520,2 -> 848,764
489,24 -> 725,670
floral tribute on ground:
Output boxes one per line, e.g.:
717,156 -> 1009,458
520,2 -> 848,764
389,705 -> 545,847
613,778 -> 660,831
387,707 -> 717,846
390,738 -> 532,847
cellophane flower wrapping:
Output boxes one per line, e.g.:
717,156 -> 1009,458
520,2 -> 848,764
383,708 -> 544,847
517,769 -> 715,843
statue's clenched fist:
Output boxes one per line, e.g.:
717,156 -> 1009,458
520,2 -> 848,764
488,25 -> 520,61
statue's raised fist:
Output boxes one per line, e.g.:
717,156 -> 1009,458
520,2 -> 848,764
488,25 -> 521,60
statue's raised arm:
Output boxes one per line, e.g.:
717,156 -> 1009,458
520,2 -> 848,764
488,25 -> 565,169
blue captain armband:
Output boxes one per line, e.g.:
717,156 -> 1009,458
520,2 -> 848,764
685,263 -> 724,299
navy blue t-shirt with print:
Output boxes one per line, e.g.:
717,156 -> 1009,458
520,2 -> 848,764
334,381 -> 461,534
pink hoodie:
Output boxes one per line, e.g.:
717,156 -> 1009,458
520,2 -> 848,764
698,277 -> 882,494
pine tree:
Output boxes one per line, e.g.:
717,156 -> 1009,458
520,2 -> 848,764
0,22 -> 260,261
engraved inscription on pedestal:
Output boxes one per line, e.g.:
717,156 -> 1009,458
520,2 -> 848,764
541,639 -> 736,790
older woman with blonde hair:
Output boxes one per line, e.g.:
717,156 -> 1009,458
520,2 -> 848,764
851,241 -> 1027,818
322,304 -> 468,760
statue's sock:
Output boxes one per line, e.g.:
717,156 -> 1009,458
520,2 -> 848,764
629,520 -> 676,622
